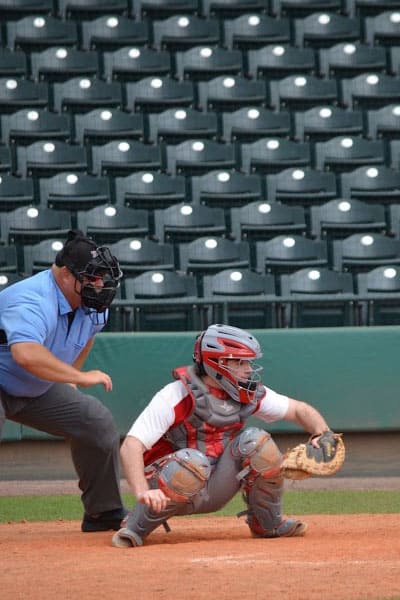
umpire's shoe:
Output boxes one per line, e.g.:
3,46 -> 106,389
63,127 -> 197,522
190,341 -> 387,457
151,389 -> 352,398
81,508 -> 128,532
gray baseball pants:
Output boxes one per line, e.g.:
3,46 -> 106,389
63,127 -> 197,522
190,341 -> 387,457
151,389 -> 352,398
0,383 -> 123,515
124,436 -> 284,540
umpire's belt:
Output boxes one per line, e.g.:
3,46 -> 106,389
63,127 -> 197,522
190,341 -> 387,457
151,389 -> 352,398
0,329 -> 8,344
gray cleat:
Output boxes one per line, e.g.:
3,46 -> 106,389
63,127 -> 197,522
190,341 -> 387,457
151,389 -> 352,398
112,527 -> 143,548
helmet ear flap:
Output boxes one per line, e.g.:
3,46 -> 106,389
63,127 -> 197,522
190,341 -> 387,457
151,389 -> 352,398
193,331 -> 206,375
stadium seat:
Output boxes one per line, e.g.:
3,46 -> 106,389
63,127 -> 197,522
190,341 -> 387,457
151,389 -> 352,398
178,236 -> 251,292
313,136 -> 386,172
255,234 -> 328,279
6,16 -> 78,52
332,232 -> 400,274
293,12 -> 361,48
102,47 -> 171,82
347,0 -> 400,18
0,49 -> 27,78
152,15 -> 220,52
1,206 -> 72,270
0,174 -> 35,211
108,237 -> 175,275
124,77 -> 195,113
280,266 -> 357,327
231,200 -> 307,243
147,108 -> 218,144
73,109 -> 144,146
220,107 -> 291,143
269,75 -> 338,112
0,272 -> 24,291
365,104 -> 400,141
270,0 -> 344,18
39,172 -> 111,210
80,16 -> 149,51
52,77 -> 123,114
201,0 -> 271,19
154,202 -> 227,244
57,0 -> 129,19
318,43 -> 387,79
16,141 -> 87,179
76,204 -> 149,244
131,0 -> 199,20
89,140 -> 162,177
30,47 -> 99,83
174,46 -> 243,81
197,75 -> 267,112
120,270 -> 203,332
356,265 -> 400,325
310,198 -> 387,242
364,10 -> 400,46
1,109 -> 71,147
223,14 -> 291,50
0,78 -> 48,114
23,237 -> 64,273
191,169 -> 263,208
0,145 -> 12,173
340,73 -> 400,110
165,139 -> 236,175
0,244 -> 17,272
239,138 -> 311,174
0,0 -> 54,20
388,46 -> 400,75
202,267 -> 279,329
115,171 -> 186,210
387,204 -> 400,237
246,44 -> 317,80
265,167 -> 338,205
388,139 -> 400,168
339,166 -> 400,204
293,105 -> 364,143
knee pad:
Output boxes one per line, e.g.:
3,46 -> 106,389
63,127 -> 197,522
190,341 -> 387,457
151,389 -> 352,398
232,427 -> 283,481
157,448 -> 212,503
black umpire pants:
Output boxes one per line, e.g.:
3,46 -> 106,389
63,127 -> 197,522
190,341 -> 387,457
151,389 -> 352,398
0,383 -> 123,515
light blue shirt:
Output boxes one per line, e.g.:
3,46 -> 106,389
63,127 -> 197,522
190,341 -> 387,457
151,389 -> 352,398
0,269 -> 105,397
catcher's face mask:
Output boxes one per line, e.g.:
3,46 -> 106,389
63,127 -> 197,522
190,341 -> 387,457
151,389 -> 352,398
194,324 -> 263,404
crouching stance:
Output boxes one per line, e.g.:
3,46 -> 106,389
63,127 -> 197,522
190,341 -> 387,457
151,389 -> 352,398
113,324 -> 337,548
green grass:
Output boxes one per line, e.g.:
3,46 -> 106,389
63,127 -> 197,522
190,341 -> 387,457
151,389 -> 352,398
0,490 -> 399,523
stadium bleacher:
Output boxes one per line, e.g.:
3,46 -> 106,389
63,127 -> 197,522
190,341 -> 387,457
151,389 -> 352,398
1,0 -> 400,330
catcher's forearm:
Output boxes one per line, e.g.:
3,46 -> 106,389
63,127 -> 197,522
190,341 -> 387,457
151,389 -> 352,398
288,400 -> 330,436
120,435 -> 150,499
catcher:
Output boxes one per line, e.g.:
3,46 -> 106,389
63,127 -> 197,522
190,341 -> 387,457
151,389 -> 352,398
113,324 -> 345,548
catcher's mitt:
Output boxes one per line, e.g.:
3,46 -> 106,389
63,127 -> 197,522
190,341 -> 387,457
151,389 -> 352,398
281,431 -> 345,480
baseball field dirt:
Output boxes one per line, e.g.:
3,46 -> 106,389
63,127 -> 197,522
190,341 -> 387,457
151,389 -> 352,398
1,434 -> 399,600
1,514 -> 400,600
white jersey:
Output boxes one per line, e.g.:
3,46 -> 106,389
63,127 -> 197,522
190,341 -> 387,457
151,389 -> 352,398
128,380 -> 289,451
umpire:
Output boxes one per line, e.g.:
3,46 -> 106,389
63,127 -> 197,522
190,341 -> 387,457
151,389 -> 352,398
0,230 -> 126,532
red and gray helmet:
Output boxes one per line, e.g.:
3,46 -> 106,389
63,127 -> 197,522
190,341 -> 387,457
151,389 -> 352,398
193,324 -> 263,404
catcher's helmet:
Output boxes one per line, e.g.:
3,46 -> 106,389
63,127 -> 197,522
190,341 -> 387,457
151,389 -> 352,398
55,229 -> 122,314
193,324 -> 263,404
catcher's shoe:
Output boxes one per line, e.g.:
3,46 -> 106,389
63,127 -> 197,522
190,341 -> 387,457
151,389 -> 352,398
112,527 -> 143,548
81,507 -> 128,533
248,515 -> 308,538
262,518 -> 308,538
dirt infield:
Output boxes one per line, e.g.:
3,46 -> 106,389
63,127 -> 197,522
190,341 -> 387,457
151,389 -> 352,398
1,515 -> 400,600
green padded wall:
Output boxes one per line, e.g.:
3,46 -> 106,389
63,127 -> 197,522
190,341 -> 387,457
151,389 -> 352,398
84,327 -> 400,436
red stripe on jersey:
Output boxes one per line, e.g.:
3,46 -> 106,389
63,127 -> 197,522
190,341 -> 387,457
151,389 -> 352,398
172,392 -> 194,426
143,393 -> 194,466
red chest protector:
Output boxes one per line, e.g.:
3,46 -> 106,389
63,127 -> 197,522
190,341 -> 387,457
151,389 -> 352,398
161,365 -> 265,460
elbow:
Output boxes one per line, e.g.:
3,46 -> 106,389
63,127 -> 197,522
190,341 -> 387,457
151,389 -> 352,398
10,343 -> 36,369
